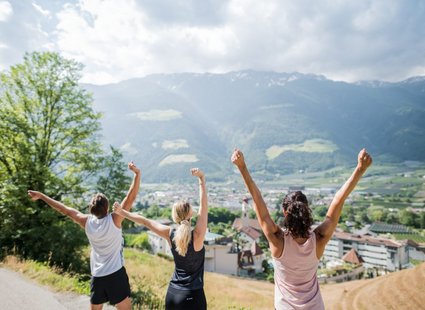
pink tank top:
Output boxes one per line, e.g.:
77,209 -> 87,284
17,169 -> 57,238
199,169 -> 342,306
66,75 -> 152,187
272,230 -> 324,310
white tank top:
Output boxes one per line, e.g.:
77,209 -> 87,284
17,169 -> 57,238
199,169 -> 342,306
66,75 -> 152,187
85,213 -> 124,277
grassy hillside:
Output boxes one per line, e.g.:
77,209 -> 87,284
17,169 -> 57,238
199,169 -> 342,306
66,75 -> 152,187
1,249 -> 274,309
2,251 -> 424,309
121,249 -> 275,309
321,262 -> 425,310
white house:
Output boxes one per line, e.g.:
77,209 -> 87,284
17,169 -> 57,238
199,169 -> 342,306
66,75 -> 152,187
232,199 -> 266,275
324,231 -> 409,271
204,232 -> 239,275
147,230 -> 172,257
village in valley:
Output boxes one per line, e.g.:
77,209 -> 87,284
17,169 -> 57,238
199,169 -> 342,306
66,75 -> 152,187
124,162 -> 425,284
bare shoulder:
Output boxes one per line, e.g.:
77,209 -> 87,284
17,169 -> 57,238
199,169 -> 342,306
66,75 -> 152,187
73,213 -> 89,229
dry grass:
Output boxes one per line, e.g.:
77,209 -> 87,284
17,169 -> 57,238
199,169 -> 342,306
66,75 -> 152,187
3,251 -> 424,310
321,262 -> 425,310
124,248 -> 274,309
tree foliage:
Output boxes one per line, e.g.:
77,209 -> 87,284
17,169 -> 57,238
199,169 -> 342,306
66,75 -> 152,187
208,207 -> 239,224
96,146 -> 132,206
0,52 -> 101,271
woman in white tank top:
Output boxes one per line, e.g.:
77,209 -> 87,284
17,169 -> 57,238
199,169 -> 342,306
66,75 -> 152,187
28,162 -> 141,310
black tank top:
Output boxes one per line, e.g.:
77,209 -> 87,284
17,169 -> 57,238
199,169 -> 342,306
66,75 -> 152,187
169,229 -> 205,291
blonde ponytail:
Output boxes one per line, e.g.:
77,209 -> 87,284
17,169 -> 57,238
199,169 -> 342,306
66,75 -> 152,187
172,201 -> 192,256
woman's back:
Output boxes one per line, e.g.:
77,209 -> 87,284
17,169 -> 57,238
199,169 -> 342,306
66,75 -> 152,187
273,231 -> 324,310
169,229 -> 205,291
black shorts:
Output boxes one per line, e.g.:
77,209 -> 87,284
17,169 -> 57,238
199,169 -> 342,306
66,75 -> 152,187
90,266 -> 131,305
165,286 -> 207,310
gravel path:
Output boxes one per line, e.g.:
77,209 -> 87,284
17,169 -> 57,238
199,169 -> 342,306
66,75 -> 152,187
0,268 -> 114,310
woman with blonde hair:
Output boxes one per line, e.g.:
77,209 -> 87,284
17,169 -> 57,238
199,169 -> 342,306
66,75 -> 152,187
113,168 -> 208,310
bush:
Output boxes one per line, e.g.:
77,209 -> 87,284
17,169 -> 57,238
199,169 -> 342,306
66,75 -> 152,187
131,276 -> 164,309
125,233 -> 151,251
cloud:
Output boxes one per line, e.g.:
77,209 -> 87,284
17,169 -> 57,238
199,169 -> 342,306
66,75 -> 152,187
1,1 -> 425,83
32,2 -> 51,18
0,1 -> 57,71
0,1 -> 12,22
134,0 -> 227,26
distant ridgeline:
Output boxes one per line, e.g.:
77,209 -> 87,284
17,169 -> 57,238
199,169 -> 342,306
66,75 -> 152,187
84,71 -> 425,182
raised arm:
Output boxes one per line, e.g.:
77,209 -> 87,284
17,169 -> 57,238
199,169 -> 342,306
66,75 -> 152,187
192,168 -> 208,251
28,190 -> 88,229
113,202 -> 170,241
113,162 -> 141,227
315,149 -> 372,257
231,149 -> 282,256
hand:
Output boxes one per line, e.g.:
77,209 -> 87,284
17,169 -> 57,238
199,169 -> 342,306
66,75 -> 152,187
113,201 -> 123,214
28,190 -> 42,201
357,148 -> 372,172
231,149 -> 246,169
191,168 -> 205,179
128,162 -> 140,175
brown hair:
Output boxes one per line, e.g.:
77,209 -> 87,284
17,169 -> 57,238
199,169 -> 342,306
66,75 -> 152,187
281,191 -> 313,239
88,193 -> 109,219
171,201 -> 192,257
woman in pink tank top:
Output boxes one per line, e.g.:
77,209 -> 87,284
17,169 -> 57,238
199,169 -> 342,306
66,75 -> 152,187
231,149 -> 372,310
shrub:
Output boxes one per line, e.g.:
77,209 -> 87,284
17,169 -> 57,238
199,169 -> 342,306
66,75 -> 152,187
131,276 -> 164,309
125,233 -> 151,251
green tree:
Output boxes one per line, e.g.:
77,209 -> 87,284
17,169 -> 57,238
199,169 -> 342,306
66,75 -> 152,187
96,145 -> 133,228
209,222 -> 232,235
125,233 -> 151,251
271,209 -> 284,227
370,209 -> 385,222
143,204 -> 162,218
313,205 -> 328,221
0,52 -> 101,271
399,209 -> 417,227
340,205 -> 356,223
96,146 -> 132,206
420,212 -> 425,229
208,207 -> 239,224
248,209 -> 256,219
385,212 -> 399,225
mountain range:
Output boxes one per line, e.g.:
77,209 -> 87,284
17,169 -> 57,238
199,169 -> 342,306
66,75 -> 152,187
84,70 -> 425,182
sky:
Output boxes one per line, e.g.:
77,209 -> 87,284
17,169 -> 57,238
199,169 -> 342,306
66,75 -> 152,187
1,0 -> 424,85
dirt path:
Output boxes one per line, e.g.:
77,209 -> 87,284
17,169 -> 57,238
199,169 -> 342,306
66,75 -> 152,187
0,268 -> 114,310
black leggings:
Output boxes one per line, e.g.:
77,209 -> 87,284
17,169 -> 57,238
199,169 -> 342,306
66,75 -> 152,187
165,286 -> 207,310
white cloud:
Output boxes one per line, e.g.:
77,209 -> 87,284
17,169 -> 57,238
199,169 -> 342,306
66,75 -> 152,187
2,1 -> 425,83
32,2 -> 51,18
56,0 -> 156,84
0,1 -> 12,22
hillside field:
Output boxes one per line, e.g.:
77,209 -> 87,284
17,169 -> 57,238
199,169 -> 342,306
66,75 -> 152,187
321,262 -> 425,310
2,249 -> 424,309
